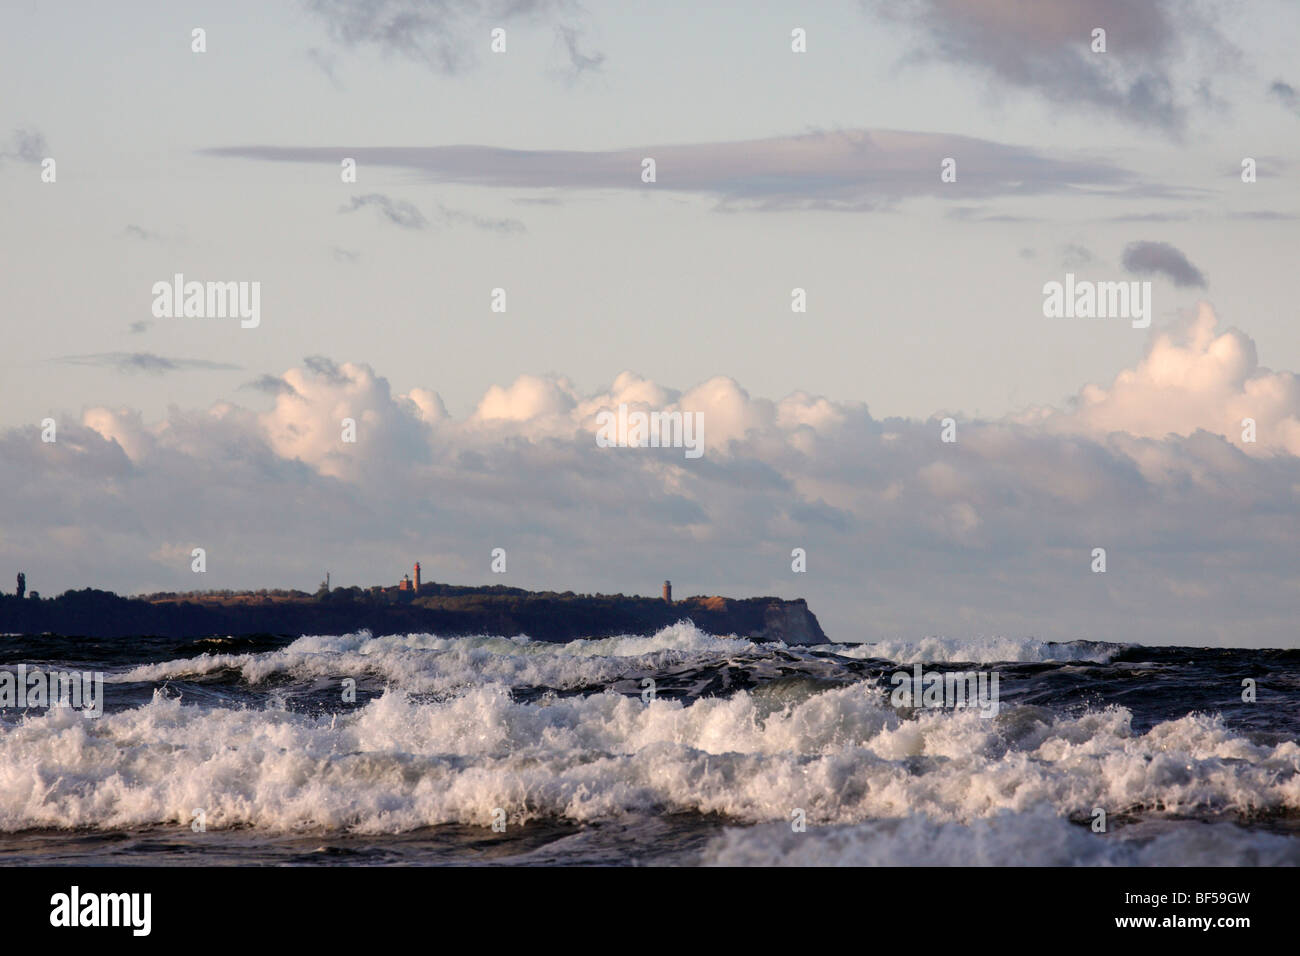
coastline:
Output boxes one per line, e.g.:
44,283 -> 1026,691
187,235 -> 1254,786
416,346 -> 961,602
0,584 -> 830,645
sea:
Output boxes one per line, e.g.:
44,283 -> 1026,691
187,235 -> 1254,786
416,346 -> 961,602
1,624 -> 1298,866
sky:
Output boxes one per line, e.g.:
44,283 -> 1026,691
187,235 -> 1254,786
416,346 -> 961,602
2,0 -> 1300,646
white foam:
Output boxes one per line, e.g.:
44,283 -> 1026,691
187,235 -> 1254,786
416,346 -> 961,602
831,635 -> 1124,664
1,677 -> 1296,840
111,621 -> 764,696
702,810 -> 1300,866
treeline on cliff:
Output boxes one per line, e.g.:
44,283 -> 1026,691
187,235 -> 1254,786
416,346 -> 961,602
0,587 -> 824,643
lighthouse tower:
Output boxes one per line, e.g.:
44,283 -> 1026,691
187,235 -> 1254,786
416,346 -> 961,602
662,580 -> 672,603
414,562 -> 421,594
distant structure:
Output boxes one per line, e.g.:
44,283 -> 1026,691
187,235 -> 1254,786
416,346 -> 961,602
385,563 -> 425,595
663,580 -> 672,603
16,572 -> 25,600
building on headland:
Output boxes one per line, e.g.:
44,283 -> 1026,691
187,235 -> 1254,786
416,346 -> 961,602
394,563 -> 422,594
663,580 -> 672,603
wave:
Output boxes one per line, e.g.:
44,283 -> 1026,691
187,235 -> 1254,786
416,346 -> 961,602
702,810 -> 1300,866
109,622 -> 766,695
2,678 -> 1296,835
830,635 -> 1127,665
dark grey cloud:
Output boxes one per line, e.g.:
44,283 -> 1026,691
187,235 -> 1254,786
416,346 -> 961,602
1121,240 -> 1207,288
56,353 -> 241,374
337,195 -> 524,233
124,224 -> 162,241
332,245 -> 361,262
1269,80 -> 1299,115
307,47 -> 344,87
128,320 -> 153,334
303,355 -> 350,384
1,127 -> 48,163
339,193 -> 428,229
242,374 -> 300,396
208,128 -> 1155,212
863,0 -> 1228,131
435,202 -> 526,233
555,23 -> 603,75
305,0 -> 602,76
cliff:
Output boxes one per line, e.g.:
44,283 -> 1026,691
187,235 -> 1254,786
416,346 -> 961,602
0,584 -> 830,645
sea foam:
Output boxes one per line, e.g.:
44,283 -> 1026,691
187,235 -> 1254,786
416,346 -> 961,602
2,673 -> 1296,835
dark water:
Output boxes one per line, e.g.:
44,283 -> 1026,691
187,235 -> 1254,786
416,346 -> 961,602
1,627 -> 1298,865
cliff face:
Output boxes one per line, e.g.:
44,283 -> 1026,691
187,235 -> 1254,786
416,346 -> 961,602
760,600 -> 827,644
0,587 -> 830,645
674,596 -> 828,645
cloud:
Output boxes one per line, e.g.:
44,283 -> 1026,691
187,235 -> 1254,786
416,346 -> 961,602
1228,210 -> 1299,221
555,23 -> 603,75
945,207 -> 1040,222
336,195 -> 523,233
339,193 -> 429,229
474,373 -> 578,423
306,47 -> 344,88
128,320 -> 153,335
435,202 -> 526,234
863,0 -> 1229,131
208,128 -> 1153,212
302,355 -> 351,384
1,127 -> 48,163
1121,240 -> 1207,287
1106,212 -> 1192,223
241,374 -> 300,397
261,357 -> 434,479
1269,80 -> 1299,115
304,0 -> 603,77
10,306 -> 1300,648
123,224 -> 163,241
1060,243 -> 1094,269
55,353 -> 241,375
1026,304 -> 1300,454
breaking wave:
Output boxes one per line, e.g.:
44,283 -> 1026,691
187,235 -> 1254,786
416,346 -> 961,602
3,621 -> 1297,864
